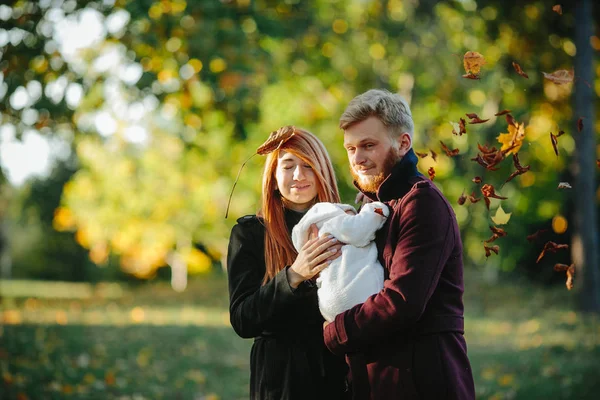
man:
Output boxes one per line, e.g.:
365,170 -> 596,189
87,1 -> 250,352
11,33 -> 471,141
323,89 -> 475,399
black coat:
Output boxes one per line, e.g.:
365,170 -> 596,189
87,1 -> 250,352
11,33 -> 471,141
227,208 -> 349,400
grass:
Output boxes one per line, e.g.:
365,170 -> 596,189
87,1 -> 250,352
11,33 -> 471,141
1,271 -> 599,399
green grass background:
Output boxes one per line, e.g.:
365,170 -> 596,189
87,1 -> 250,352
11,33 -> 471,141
1,272 -> 599,400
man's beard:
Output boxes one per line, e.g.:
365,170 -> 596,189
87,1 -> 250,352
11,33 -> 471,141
351,147 -> 401,194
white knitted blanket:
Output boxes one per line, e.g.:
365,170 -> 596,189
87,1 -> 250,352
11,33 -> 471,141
291,202 -> 388,322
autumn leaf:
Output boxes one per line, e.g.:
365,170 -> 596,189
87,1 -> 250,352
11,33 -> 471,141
505,113 -> 517,127
550,132 -> 559,156
463,51 -> 486,79
481,184 -> 507,210
468,191 -> 481,204
577,117 -> 584,132
527,229 -> 549,242
430,149 -> 438,162
428,166 -> 436,181
597,159 -> 600,168
466,113 -> 490,124
495,109 -> 511,116
458,190 -> 467,205
484,225 -> 508,243
472,176 -> 482,184
552,4 -> 563,15
557,182 -> 572,189
256,126 -> 296,155
512,61 -> 529,78
484,244 -> 499,257
440,141 -> 460,157
542,69 -> 574,84
451,118 -> 467,136
415,151 -> 429,158
536,241 -> 569,263
491,205 -> 512,225
504,153 -> 531,184
554,263 -> 575,290
497,118 -> 526,155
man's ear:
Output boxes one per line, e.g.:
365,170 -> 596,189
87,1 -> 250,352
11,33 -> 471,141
395,132 -> 412,157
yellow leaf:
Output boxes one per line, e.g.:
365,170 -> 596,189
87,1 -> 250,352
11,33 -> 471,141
491,205 -> 512,225
463,51 -> 486,75
497,122 -> 526,155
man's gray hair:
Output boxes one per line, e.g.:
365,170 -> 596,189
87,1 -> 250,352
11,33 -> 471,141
339,89 -> 414,138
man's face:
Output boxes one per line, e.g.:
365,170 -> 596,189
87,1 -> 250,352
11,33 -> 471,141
343,116 -> 402,193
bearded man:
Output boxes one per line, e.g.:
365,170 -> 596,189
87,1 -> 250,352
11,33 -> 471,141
323,89 -> 476,400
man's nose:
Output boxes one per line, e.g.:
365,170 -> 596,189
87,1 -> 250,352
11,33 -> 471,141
352,148 -> 367,165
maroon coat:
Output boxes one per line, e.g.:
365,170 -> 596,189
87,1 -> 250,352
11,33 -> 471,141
324,150 -> 475,399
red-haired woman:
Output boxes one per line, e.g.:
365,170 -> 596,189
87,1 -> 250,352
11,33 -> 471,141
227,126 -> 349,399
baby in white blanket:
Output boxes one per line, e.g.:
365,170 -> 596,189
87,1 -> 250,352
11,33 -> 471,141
291,201 -> 389,322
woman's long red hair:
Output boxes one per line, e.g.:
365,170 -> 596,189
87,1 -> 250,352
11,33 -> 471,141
259,128 -> 340,284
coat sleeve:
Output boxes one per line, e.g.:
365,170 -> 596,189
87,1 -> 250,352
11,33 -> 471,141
324,186 -> 455,355
227,220 -> 313,339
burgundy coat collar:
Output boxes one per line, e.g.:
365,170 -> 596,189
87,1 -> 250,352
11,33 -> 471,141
358,148 -> 424,203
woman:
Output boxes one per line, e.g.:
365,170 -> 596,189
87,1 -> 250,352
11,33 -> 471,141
227,126 -> 349,399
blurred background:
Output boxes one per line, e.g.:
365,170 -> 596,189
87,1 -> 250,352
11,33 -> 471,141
0,0 -> 599,399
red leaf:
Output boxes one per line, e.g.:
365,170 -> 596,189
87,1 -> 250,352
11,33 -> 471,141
472,176 -> 482,184
512,61 -> 529,78
481,184 -> 508,200
428,166 -> 436,181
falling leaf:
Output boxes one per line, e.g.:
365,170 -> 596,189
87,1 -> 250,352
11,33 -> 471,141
597,159 -> 600,168
552,4 -> 563,15
468,191 -> 481,204
556,130 -> 566,137
451,118 -> 467,136
472,176 -> 482,184
471,143 -> 508,171
430,149 -> 438,162
484,225 -> 508,243
497,118 -> 526,155
495,109 -> 511,116
557,182 -> 572,189
428,166 -> 435,181
536,241 -> 569,263
465,113 -> 478,119
482,184 -> 507,210
527,229 -> 549,242
491,205 -> 512,225
462,72 -> 480,80
550,132 -> 559,156
577,117 -> 584,132
463,51 -> 486,77
484,244 -> 499,257
505,113 -> 517,127
440,141 -> 460,157
415,151 -> 429,158
554,263 -> 575,290
458,190 -> 467,205
468,116 -> 490,124
512,62 -> 529,78
542,69 -> 574,84
504,153 -> 531,184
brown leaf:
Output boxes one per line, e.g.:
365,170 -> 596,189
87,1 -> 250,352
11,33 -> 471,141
542,69 -> 574,84
458,191 -> 467,205
468,191 -> 481,204
556,130 -> 566,137
430,149 -> 438,162
526,229 -> 549,242
504,153 -> 531,184
552,4 -> 563,15
597,159 -> 600,168
428,166 -> 436,181
481,184 -> 508,200
577,117 -> 584,132
512,61 -> 529,78
554,263 -> 575,290
440,141 -> 460,157
472,176 -> 482,184
458,118 -> 467,135
536,241 -> 569,263
257,126 -> 296,155
415,151 -> 429,158
484,226 -> 507,244
505,114 -> 517,127
463,51 -> 486,76
484,196 -> 491,210
494,109 -> 512,116
468,116 -> 490,124
484,244 -> 499,257
465,113 -> 478,119
462,73 -> 480,80
550,132 -> 559,157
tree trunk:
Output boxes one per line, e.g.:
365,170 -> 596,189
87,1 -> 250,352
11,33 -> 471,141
572,0 -> 599,312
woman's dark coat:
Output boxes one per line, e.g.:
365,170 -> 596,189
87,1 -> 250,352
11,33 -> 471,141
324,150 -> 476,400
227,209 -> 348,400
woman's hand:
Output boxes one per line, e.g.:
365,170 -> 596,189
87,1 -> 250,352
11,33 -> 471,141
287,224 -> 342,288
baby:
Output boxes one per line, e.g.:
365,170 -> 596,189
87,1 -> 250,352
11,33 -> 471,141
291,201 -> 389,322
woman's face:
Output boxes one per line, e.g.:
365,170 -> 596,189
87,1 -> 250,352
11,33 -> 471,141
275,151 -> 318,211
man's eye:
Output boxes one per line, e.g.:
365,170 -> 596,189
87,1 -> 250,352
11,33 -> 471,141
365,143 -> 374,149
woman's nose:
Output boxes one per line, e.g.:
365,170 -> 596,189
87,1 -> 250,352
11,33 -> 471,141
293,165 -> 305,180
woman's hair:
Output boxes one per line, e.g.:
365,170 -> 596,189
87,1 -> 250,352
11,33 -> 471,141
339,89 -> 414,139
258,127 -> 340,284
